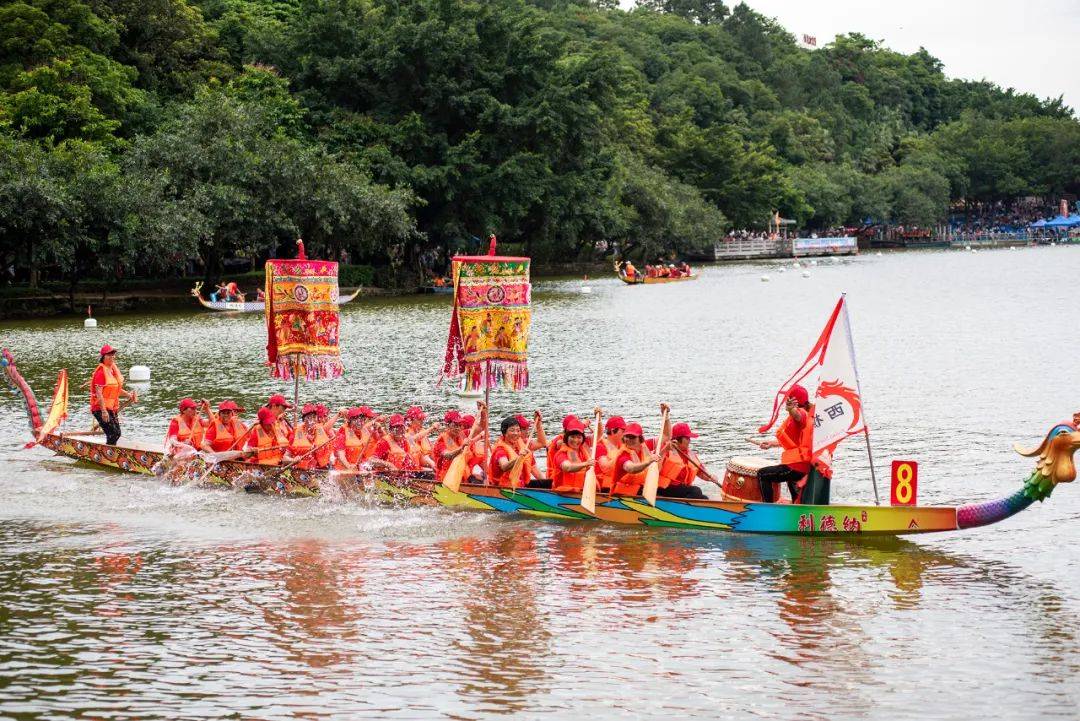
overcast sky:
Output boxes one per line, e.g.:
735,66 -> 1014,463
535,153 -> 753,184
621,0 -> 1080,114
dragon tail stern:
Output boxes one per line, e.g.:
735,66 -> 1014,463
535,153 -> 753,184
1,349 -> 42,432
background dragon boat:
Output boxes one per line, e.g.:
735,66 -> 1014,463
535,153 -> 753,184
617,271 -> 698,285
191,282 -> 362,312
5,349 -> 1077,538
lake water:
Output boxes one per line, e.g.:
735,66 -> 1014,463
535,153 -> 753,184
1,246 -> 1078,719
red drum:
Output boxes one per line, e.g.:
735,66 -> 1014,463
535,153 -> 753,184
722,456 -> 771,502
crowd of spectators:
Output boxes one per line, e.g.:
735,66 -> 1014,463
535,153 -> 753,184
948,199 -> 1063,235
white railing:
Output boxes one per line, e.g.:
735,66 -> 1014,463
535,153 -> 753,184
714,237 -> 788,259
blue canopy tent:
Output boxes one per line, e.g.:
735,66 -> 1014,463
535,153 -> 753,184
1044,215 -> 1080,228
1029,219 -> 1048,228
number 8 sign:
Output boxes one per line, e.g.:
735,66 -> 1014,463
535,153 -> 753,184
890,461 -> 918,506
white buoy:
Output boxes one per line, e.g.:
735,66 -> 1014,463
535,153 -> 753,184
876,252 -> 883,257
810,259 -> 818,266
580,286 -> 592,294
802,271 -> 811,278
760,275 -> 770,282
965,245 -> 972,251
778,267 -> 786,273
129,365 -> 150,382
793,261 -> 801,268
84,318 -> 97,328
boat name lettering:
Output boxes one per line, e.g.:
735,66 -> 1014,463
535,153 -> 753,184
798,514 -> 814,532
843,515 -> 862,533
819,515 -> 838,532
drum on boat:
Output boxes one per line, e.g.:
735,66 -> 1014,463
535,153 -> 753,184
722,456 -> 771,502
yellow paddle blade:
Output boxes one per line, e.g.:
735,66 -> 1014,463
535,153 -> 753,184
581,468 -> 598,513
442,452 -> 469,493
643,462 -> 659,506
508,455 -> 526,490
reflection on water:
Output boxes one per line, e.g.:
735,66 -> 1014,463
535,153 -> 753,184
1,248 -> 1079,718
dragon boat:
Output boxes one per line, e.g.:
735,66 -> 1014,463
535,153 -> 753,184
191,282 -> 362,313
4,349 -> 1077,537
617,272 -> 698,285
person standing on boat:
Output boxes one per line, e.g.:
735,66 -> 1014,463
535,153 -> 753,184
623,261 -> 638,281
657,422 -> 712,499
245,407 -> 288,466
200,400 -> 247,453
611,422 -> 661,496
754,384 -> 814,503
594,416 -> 626,493
550,417 -> 595,493
90,345 -> 136,446
283,404 -> 333,470
164,398 -> 206,456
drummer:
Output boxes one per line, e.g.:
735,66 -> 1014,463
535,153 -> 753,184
200,400 -> 247,453
245,407 -> 289,466
90,344 -> 136,446
283,404 -> 333,470
656,422 -> 713,499
164,398 -> 206,456
754,384 -> 814,502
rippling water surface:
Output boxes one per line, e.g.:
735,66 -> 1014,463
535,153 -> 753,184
1,247 -> 1079,719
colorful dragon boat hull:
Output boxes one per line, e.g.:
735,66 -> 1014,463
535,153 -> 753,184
618,273 -> 698,285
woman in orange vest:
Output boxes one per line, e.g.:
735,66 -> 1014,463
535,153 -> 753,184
90,344 -> 136,445
405,406 -> 438,471
432,410 -> 481,481
284,404 -> 333,470
611,422 -> 661,496
657,422 -> 712,499
164,398 -> 206,456
489,416 -> 540,488
245,407 -> 289,466
549,417 -> 594,493
594,416 -> 626,493
458,413 -> 488,482
199,400 -> 247,453
371,414 -> 422,472
513,412 -> 548,484
754,384 -> 815,503
333,407 -> 378,470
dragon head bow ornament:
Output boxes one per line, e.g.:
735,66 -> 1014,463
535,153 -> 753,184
1014,418 -> 1080,501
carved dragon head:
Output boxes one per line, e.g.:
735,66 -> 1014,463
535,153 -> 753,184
1014,419 -> 1080,500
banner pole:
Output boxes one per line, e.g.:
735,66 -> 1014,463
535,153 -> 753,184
841,295 -> 880,505
293,356 -> 300,426
483,359 -> 491,478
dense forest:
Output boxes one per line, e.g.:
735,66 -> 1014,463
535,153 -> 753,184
1,0 -> 1078,287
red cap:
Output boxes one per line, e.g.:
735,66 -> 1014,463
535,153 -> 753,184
267,394 -> 293,409
605,416 -> 626,432
444,410 -> 462,424
388,413 -> 405,427
564,418 -> 586,434
515,414 -> 531,429
561,414 -> 579,431
405,405 -> 426,420
218,400 -> 242,412
178,398 -> 197,411
671,422 -> 699,439
346,407 -> 365,420
301,403 -> 319,417
315,404 -> 329,418
257,407 -> 276,425
624,422 -> 644,437
358,406 -> 376,418
99,344 -> 116,355
787,384 -> 809,405
460,414 -> 476,426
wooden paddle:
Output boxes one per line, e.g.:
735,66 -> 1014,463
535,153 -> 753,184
580,409 -> 603,513
441,447 -> 470,493
507,424 -> 535,491
642,408 -> 669,506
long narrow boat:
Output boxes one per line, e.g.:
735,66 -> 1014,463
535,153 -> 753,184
4,351 -> 1077,537
191,283 -> 363,313
618,272 -> 698,285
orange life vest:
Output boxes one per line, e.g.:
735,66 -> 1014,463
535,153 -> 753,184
170,414 -> 204,447
597,437 -> 621,491
251,424 -> 286,466
381,435 -> 418,470
551,444 -> 589,493
336,426 -> 367,469
488,439 -> 521,487
289,425 -> 331,469
658,448 -> 697,489
207,417 -> 245,452
434,431 -> 464,481
91,363 -> 124,412
612,445 -> 648,496
777,405 -> 815,467
514,438 -> 537,481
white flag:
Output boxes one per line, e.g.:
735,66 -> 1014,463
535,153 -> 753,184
812,298 -> 866,453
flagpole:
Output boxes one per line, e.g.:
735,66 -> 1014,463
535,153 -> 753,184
841,294 -> 881,505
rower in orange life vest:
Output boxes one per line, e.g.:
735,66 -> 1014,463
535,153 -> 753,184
245,407 -> 289,466
200,400 -> 247,453
545,414 -> 589,476
405,406 -> 439,471
283,404 -> 333,470
611,422 -> 661,496
656,421 -> 714,499
90,344 -> 137,445
513,412 -> 548,484
459,411 -> 487,482
265,394 -> 294,436
164,398 -> 207,457
594,416 -> 626,492
754,383 -> 814,502
333,407 -> 379,470
371,414 -> 427,472
432,410 -> 482,481
489,416 -> 549,489
550,416 -> 595,493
